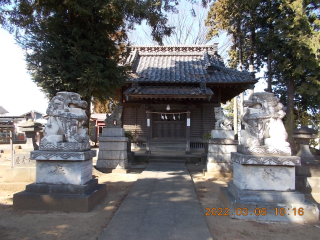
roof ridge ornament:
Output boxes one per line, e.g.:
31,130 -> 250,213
128,44 -> 218,53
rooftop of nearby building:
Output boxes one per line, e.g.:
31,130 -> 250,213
0,106 -> 9,115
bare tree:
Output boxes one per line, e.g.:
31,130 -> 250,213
128,2 -> 233,65
128,2 -> 216,45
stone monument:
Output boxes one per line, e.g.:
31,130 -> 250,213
96,106 -> 128,173
5,121 -> 43,183
206,107 -> 237,177
294,126 -> 320,203
13,92 -> 106,212
220,92 -> 319,222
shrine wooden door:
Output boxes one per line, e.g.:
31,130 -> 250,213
152,113 -> 186,139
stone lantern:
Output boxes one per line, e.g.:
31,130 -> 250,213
293,126 -> 318,163
19,120 -> 43,150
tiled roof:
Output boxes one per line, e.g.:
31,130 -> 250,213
124,85 -> 213,96
124,45 -> 256,84
0,106 -> 9,114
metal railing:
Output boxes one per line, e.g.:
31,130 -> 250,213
190,142 -> 205,149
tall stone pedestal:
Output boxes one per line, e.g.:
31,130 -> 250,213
296,162 -> 320,203
293,127 -> 320,203
220,152 -> 319,222
13,143 -> 107,212
96,128 -> 128,173
206,130 -> 237,177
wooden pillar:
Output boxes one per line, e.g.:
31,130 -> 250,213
240,92 -> 245,130
94,119 -> 98,147
233,97 -> 238,140
10,130 -> 14,168
146,110 -> 151,154
240,92 -> 244,116
186,111 -> 191,154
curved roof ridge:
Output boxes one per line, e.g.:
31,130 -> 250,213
209,63 -> 255,77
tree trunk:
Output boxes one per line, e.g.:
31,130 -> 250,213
249,9 -> 255,73
267,52 -> 272,92
249,26 -> 255,72
267,19 -> 273,93
84,96 -> 92,134
285,76 -> 296,154
237,19 -> 243,71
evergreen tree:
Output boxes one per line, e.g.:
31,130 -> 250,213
206,0 -> 320,151
2,0 -> 194,116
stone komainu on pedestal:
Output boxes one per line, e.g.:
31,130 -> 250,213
105,106 -> 123,128
220,92 -> 319,222
214,107 -> 232,131
96,106 -> 128,173
206,107 -> 237,177
13,92 -> 106,212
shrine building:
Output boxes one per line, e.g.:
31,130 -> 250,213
120,45 -> 257,153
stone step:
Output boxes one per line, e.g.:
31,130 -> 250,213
149,147 -> 186,151
134,151 -> 201,163
148,158 -> 186,163
149,143 -> 186,151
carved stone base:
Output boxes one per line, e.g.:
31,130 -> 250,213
219,182 -> 319,222
39,141 -> 90,151
237,144 -> 291,156
232,152 -> 301,191
231,152 -> 300,166
30,150 -> 96,185
36,159 -> 92,185
13,178 -> 106,212
234,162 -> 295,191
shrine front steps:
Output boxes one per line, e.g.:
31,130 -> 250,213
148,158 -> 186,163
134,151 -> 201,163
149,143 -> 187,152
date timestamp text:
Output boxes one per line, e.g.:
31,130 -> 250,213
205,207 -> 304,216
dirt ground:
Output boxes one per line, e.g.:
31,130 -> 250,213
0,161 -> 320,240
190,170 -> 320,240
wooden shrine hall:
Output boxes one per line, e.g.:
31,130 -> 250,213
120,45 -> 257,154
